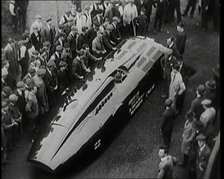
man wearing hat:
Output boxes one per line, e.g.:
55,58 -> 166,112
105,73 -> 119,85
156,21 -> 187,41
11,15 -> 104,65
157,146 -> 177,179
67,26 -> 79,58
2,86 -> 13,100
110,16 -> 122,45
9,94 -> 22,143
33,68 -> 49,115
19,32 -> 30,79
92,9 -> 104,27
196,133 -> 211,179
167,37 -> 182,61
72,50 -> 89,80
30,14 -> 43,34
77,26 -> 89,51
175,22 -> 187,60
23,67 -> 36,83
41,17 -> 56,46
204,79 -> 217,106
52,32 -> 66,54
15,81 -> 28,131
2,99 -> 18,152
160,98 -> 176,148
102,24 -> 117,53
31,23 -> 42,52
179,112 -> 197,167
133,7 -> 148,36
59,9 -> 71,25
9,0 -> 19,31
169,63 -> 186,114
4,38 -> 20,90
50,45 -> 63,69
188,84 -> 206,120
24,78 -> 39,142
123,0 -> 138,36
153,0 -> 166,33
57,61 -> 69,94
200,99 -> 216,139
44,61 -> 58,108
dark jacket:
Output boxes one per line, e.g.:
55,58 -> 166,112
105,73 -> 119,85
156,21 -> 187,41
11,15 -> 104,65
161,107 -> 175,131
31,31 -> 42,51
176,31 -> 187,55
77,33 -> 88,51
72,57 -> 85,79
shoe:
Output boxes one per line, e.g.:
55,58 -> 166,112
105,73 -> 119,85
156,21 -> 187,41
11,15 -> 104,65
178,162 -> 185,168
161,94 -> 166,98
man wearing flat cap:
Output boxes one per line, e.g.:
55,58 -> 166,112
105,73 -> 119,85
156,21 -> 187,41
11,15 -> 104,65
204,79 -> 217,107
23,67 -> 36,83
77,26 -> 89,51
200,99 -> 216,139
44,61 -> 58,108
160,98 -> 176,149
19,31 -> 30,79
179,112 -> 197,167
30,14 -> 43,34
57,61 -> 69,94
50,45 -> 63,69
41,17 -> 56,46
15,81 -> 27,130
110,16 -> 122,45
9,94 -> 22,142
188,84 -> 206,120
67,25 -> 79,58
4,38 -> 20,90
24,78 -> 39,142
196,133 -> 211,179
59,9 -> 71,25
33,68 -> 49,115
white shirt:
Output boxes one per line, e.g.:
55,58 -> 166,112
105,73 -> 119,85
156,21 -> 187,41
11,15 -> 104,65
123,3 -> 138,25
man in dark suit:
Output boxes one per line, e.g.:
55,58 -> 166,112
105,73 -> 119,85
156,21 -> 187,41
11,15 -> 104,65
57,61 -> 69,95
167,37 -> 182,61
188,84 -> 206,120
44,61 -> 58,108
31,24 -> 42,52
110,17 -> 122,45
49,45 -> 63,69
201,0 -> 211,31
67,26 -> 79,59
72,51 -> 90,81
15,81 -> 28,131
41,18 -> 56,46
77,26 -> 89,51
175,23 -> 187,60
160,98 -> 176,148
196,134 -> 211,179
169,0 -> 182,25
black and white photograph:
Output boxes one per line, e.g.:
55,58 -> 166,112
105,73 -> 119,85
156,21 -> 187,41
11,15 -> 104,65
1,0 -> 220,178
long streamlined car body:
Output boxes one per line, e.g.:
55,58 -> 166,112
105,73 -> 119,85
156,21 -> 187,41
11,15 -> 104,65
27,37 -> 172,173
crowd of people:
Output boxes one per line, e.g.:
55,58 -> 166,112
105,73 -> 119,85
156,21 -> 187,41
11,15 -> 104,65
1,0 -> 220,178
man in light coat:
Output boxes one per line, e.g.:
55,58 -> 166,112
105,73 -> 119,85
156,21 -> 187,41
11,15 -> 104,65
123,0 -> 138,36
169,63 -> 186,114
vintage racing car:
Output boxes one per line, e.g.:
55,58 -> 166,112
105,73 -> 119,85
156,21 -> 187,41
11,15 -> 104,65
27,37 -> 172,173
